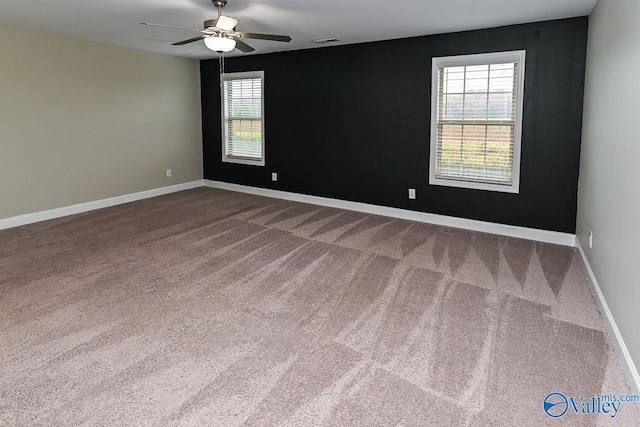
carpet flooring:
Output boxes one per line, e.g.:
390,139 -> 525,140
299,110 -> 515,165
1,187 -> 638,426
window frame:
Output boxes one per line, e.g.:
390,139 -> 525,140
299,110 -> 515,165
221,70 -> 265,166
429,50 -> 526,193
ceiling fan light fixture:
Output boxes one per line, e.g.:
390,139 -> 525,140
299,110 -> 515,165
142,0 -> 289,54
216,16 -> 239,31
204,35 -> 236,53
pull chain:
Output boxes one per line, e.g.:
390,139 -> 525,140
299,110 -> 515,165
219,52 -> 224,89
219,52 -> 225,150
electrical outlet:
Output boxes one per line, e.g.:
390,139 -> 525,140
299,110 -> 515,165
272,172 -> 278,181
166,169 -> 172,178
408,188 -> 416,200
588,231 -> 593,249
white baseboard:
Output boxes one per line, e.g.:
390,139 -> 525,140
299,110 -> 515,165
203,180 -> 576,246
0,180 -> 203,231
576,240 -> 640,396
1,178 -> 578,247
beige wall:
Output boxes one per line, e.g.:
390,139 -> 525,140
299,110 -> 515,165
0,25 -> 203,219
578,0 -> 640,379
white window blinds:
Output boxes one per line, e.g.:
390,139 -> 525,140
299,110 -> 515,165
222,71 -> 264,165
430,51 -> 525,193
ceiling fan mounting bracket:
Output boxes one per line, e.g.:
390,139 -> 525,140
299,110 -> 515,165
212,0 -> 227,8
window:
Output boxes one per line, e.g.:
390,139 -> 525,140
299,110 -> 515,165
222,71 -> 265,166
429,51 -> 525,193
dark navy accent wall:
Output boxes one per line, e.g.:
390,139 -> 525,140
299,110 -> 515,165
200,17 -> 588,233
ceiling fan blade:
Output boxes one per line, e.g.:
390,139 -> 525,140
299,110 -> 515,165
172,36 -> 206,46
234,39 -> 255,53
237,32 -> 291,43
141,23 -> 207,34
216,16 -> 238,31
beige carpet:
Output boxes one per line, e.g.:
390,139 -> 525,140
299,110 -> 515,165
1,187 -> 638,426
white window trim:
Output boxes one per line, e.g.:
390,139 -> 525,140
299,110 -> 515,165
429,50 -> 526,193
222,70 -> 265,166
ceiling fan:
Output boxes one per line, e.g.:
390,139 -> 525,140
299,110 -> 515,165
142,0 -> 291,53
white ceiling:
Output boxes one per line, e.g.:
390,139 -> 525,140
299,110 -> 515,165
0,0 -> 597,59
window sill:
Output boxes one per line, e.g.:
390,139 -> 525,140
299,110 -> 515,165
429,176 -> 519,194
222,156 -> 265,167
